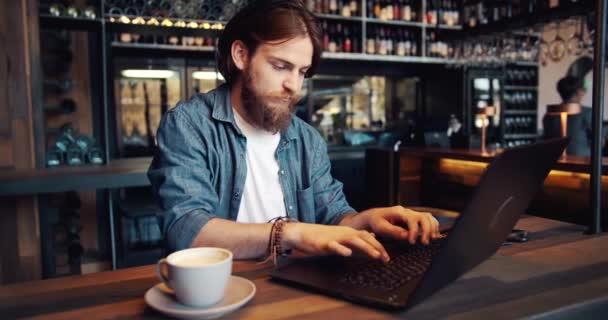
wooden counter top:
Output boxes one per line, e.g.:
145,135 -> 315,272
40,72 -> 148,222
399,147 -> 608,175
1,216 -> 607,319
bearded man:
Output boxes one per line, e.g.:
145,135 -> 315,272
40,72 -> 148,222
148,0 -> 440,262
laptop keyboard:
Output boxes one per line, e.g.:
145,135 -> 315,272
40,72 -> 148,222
338,237 -> 445,291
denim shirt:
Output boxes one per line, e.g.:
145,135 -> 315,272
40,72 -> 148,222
148,84 -> 355,252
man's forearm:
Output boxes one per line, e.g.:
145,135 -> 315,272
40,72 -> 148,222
191,218 -> 273,259
337,211 -> 369,230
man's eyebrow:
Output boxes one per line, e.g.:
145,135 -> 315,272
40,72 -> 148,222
269,57 -> 311,70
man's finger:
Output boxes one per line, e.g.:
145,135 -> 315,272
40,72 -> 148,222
406,217 -> 420,245
360,231 -> 390,262
327,240 -> 352,257
342,236 -> 382,260
419,214 -> 432,245
374,219 -> 408,240
429,215 -> 441,238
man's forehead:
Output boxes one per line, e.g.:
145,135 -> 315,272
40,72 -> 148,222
255,36 -> 313,67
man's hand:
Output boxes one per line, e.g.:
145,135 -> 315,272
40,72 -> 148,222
282,223 -> 390,262
341,206 -> 441,246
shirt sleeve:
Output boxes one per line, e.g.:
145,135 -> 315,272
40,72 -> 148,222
310,135 -> 356,225
147,108 -> 219,252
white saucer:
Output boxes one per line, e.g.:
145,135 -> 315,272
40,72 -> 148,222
145,276 -> 256,320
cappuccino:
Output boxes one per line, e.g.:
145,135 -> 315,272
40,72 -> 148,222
175,255 -> 227,267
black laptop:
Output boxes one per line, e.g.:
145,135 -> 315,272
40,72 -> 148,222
270,138 -> 569,310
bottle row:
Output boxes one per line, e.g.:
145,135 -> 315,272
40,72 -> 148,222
365,26 -> 420,56
503,91 -> 538,110
505,69 -> 538,86
321,22 -> 362,53
102,0 -> 243,21
462,0 -> 587,28
504,116 -> 537,134
504,139 -> 535,148
426,31 -> 454,58
113,32 -> 218,47
306,0 -> 361,17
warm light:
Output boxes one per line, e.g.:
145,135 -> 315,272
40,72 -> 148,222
187,21 -> 198,28
146,17 -> 159,26
119,15 -> 131,24
201,22 -> 211,29
121,69 -> 175,79
131,17 -> 145,25
161,19 -> 173,27
174,20 -> 186,28
192,71 -> 224,81
474,117 -> 490,128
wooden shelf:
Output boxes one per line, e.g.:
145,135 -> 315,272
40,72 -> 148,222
504,85 -> 538,90
504,133 -> 539,139
39,15 -> 102,32
315,13 -> 363,22
504,110 -> 538,115
0,157 -> 152,196
321,52 -> 455,64
111,42 -> 215,52
365,17 -> 424,28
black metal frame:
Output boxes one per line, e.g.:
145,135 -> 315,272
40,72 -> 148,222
589,0 -> 607,234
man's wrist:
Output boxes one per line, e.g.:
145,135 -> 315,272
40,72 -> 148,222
339,210 -> 372,230
281,222 -> 300,250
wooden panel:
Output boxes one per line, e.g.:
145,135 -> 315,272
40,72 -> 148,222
0,139 -> 13,168
0,0 -> 42,284
0,198 -> 18,284
15,197 -> 41,281
0,25 -> 9,137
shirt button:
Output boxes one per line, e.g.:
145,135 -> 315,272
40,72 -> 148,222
288,205 -> 293,211
280,169 -> 285,175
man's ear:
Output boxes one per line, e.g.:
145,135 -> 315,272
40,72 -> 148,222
231,40 -> 249,71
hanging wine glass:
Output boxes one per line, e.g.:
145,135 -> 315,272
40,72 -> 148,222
567,17 -> 585,56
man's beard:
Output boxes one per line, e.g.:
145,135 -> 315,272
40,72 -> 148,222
240,71 -> 298,134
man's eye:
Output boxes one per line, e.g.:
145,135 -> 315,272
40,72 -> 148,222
273,64 -> 288,70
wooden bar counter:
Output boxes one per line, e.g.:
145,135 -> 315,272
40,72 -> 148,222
366,147 -> 608,226
1,216 -> 607,319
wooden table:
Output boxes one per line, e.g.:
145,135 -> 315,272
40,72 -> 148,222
2,216 -> 608,320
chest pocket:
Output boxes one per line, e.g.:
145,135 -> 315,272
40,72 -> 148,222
296,186 -> 315,223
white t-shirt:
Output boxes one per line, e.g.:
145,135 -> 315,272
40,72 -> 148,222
233,109 -> 287,223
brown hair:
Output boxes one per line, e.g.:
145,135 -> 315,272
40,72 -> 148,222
216,0 -> 323,84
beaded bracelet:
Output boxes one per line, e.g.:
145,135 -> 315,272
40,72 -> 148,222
263,216 -> 297,266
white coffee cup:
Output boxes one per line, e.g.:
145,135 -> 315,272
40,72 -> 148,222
156,247 -> 233,307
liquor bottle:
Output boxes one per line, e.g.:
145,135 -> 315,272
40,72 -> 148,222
336,23 -> 344,52
403,29 -> 412,56
411,31 -> 418,56
402,0 -> 412,21
350,0 -> 358,16
343,26 -> 352,52
367,26 -> 376,54
341,0 -> 351,16
386,0 -> 394,20
393,0 -> 400,20
374,0 -> 382,18
386,28 -> 394,55
397,29 -> 405,56
427,0 -> 437,24
328,24 -> 337,52
330,0 -> 338,15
